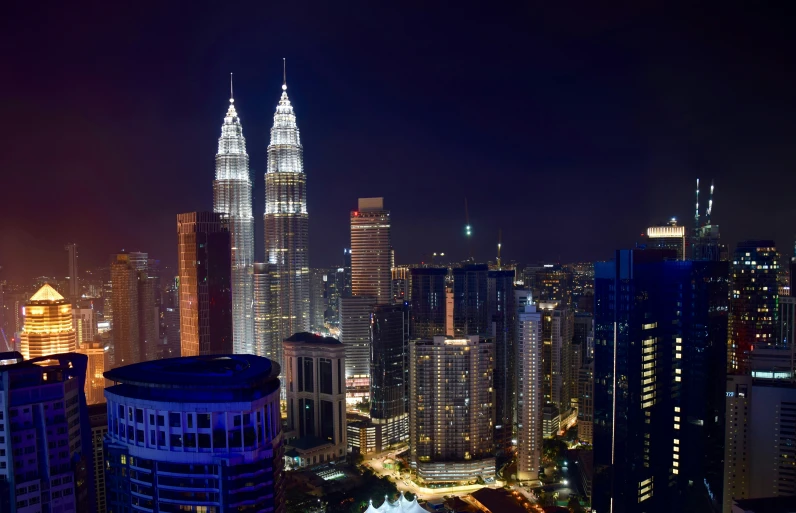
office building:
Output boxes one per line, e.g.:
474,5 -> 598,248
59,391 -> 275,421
65,242 -> 79,299
778,295 -> 796,349
351,198 -> 392,303
177,212 -> 233,357
577,359 -> 594,444
163,305 -> 180,359
104,354 -> 284,512
391,266 -> 409,304
264,76 -> 310,344
138,268 -> 159,362
516,294 -> 543,481
593,250 -> 729,513
692,224 -> 727,261
309,268 -> 326,331
339,295 -> 376,401
644,219 -> 687,260
283,333 -> 347,467
409,336 -> 495,484
0,353 -> 93,512
19,284 -> 76,359
254,262 -> 279,365
111,253 -> 159,367
213,87 -> 255,355
573,312 -> 593,362
76,339 -> 106,405
72,305 -> 96,348
723,347 -> 796,512
409,267 -> 447,340
542,404 -> 560,439
534,264 -> 573,307
88,403 -> 108,513
487,269 -> 516,454
729,241 -> 780,373
370,304 -> 409,450
452,264 -> 489,337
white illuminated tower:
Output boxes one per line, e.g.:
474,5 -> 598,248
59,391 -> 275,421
213,75 -> 255,354
264,61 -> 310,344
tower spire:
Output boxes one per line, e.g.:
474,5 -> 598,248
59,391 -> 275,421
282,58 -> 287,91
230,72 -> 234,103
695,178 -> 700,229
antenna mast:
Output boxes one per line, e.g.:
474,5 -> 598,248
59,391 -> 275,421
497,229 -> 502,269
706,180 -> 714,225
695,178 -> 700,229
464,197 -> 473,261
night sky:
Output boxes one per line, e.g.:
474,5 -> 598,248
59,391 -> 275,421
2,2 -> 795,281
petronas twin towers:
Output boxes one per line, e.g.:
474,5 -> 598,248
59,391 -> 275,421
212,66 -> 309,360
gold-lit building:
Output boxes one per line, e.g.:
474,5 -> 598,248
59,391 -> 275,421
20,284 -> 76,359
77,339 -> 106,405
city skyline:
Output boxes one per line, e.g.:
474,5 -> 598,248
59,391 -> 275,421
3,4 -> 796,281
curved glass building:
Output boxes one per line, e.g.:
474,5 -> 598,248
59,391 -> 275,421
213,93 -> 255,355
264,77 -> 310,350
104,354 -> 284,512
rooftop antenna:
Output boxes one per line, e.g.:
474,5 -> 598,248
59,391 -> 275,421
706,180 -> 714,225
497,229 -> 502,269
464,197 -> 473,261
695,178 -> 700,229
282,57 -> 287,91
229,72 -> 234,103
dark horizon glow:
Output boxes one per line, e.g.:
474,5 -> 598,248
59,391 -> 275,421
1,3 -> 795,281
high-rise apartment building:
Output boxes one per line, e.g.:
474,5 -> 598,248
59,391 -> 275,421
577,359 -> 594,444
351,198 -> 392,303
593,250 -> 729,513
409,336 -> 495,484
452,264 -> 489,337
76,339 -> 106,405
540,302 -> 573,418
0,353 -> 93,512
339,295 -> 376,401
370,303 -> 409,450
644,219 -> 687,260
283,333 -> 347,467
723,347 -> 796,512
110,254 -> 142,367
65,243 -> 79,299
534,264 -> 573,307
213,88 -> 255,355
409,267 -> 447,340
19,284 -> 76,359
177,212 -> 233,357
254,262 -> 279,364
88,403 -> 108,513
487,269 -> 516,454
104,354 -> 284,512
264,76 -> 309,344
729,241 -> 780,373
516,292 -> 543,481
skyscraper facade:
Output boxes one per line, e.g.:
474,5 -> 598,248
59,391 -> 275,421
264,78 -> 309,344
370,303 -> 409,449
253,262 -> 279,363
177,212 -> 233,357
644,220 -> 687,260
351,198 -> 392,303
487,269 -> 516,454
593,250 -> 729,513
516,293 -> 543,481
213,91 -> 255,355
72,305 -> 96,348
339,295 -> 376,401
76,339 -> 106,405
409,267 -> 447,340
409,336 -> 495,484
104,354 -> 284,512
309,268 -> 327,331
19,284 -> 76,359
88,403 -> 108,513
729,240 -> 780,373
0,353 -> 93,512
452,264 -> 489,337
111,254 -> 140,367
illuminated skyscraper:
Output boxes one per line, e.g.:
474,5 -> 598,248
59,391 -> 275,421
729,240 -> 780,373
76,338 -> 106,405
253,262 -> 279,363
72,305 -> 96,347
643,219 -> 686,260
370,303 -> 409,449
409,336 -> 495,484
264,70 -> 309,343
213,84 -> 255,355
351,198 -> 392,302
177,212 -> 233,357
516,292 -> 543,481
19,283 -> 76,359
